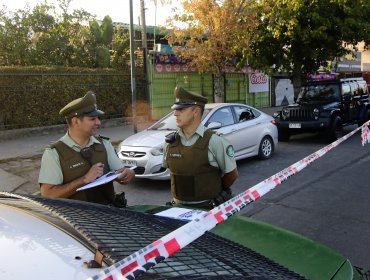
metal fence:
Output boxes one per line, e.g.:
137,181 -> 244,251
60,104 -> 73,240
148,63 -> 271,120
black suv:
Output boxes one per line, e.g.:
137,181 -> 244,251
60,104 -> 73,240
274,77 -> 370,142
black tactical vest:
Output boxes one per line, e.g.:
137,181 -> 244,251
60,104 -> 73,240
166,129 -> 222,201
52,137 -> 115,204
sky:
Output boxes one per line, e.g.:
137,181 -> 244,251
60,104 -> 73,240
1,0 -> 176,27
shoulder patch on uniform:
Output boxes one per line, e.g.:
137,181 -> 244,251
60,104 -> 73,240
98,135 -> 110,140
47,141 -> 58,149
226,145 -> 235,157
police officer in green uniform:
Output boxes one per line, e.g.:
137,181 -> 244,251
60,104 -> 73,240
163,86 -> 239,209
38,91 -> 135,206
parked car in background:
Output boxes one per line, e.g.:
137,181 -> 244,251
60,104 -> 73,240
274,77 -> 370,142
117,103 -> 278,180
1,192 -> 368,280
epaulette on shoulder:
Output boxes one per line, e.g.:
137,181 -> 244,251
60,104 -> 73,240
165,131 -> 178,143
97,135 -> 110,141
47,141 -> 58,149
205,128 -> 216,135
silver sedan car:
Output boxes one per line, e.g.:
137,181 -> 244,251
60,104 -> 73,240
117,103 -> 278,180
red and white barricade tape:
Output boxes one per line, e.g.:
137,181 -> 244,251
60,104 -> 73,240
361,121 -> 370,146
89,121 -> 370,280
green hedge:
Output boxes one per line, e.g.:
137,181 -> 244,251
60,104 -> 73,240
0,66 -> 145,129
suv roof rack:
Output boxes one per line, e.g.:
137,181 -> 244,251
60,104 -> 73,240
339,77 -> 364,82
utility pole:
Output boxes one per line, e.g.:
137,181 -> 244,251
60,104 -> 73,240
140,0 -> 150,107
129,0 -> 137,133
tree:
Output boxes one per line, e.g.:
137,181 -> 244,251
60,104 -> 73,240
0,0 -> 131,69
0,5 -> 34,65
165,0 -> 258,102
26,3 -> 60,65
111,27 -> 131,69
51,0 -> 94,67
246,0 -> 370,97
0,0 -> 94,67
87,16 -> 114,67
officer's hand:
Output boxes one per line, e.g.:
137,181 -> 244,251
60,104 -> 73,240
83,162 -> 104,183
116,168 -> 135,184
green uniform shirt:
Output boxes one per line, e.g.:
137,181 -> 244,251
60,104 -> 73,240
38,133 -> 124,185
163,124 -> 237,174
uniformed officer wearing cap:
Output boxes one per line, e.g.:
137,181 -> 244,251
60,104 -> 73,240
163,86 -> 239,209
38,91 -> 135,206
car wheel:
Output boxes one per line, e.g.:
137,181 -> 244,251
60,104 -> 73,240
325,116 -> 343,142
278,128 -> 290,142
258,136 -> 274,160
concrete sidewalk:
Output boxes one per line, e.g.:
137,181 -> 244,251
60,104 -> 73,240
0,106 -> 281,194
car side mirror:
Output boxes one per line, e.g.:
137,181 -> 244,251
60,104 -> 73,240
207,121 -> 222,129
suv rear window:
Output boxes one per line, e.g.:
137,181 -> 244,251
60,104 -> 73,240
358,80 -> 369,96
342,83 -> 351,97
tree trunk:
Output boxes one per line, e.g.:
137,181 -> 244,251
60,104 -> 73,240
213,72 -> 225,103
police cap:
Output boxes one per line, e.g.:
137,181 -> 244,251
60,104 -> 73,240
171,86 -> 208,110
59,91 -> 104,118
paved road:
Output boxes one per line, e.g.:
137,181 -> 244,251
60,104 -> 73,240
239,130 -> 370,269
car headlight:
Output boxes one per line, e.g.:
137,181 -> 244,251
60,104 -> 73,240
151,148 -> 163,156
313,108 -> 319,120
282,109 -> 289,120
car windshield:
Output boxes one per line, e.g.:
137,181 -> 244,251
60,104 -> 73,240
150,108 -> 212,130
297,84 -> 340,102
150,113 -> 177,130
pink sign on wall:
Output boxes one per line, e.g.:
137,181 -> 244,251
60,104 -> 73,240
249,73 -> 269,93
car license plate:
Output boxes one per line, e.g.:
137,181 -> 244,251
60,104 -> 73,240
289,123 -> 301,129
122,160 -> 137,166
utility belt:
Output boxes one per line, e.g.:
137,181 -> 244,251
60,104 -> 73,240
168,189 -> 233,210
170,199 -> 214,210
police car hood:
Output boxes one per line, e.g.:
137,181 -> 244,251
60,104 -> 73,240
121,128 -> 175,147
0,193 -> 354,280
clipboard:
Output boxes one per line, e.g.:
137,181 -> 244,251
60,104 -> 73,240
76,166 -> 136,191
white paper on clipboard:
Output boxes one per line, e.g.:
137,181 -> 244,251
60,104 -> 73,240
76,171 -> 118,191
154,207 -> 206,221
76,166 -> 136,191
